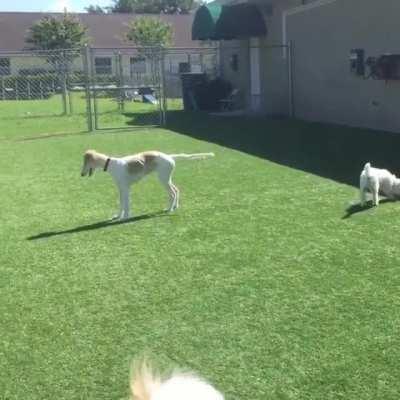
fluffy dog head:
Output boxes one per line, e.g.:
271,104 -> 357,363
130,358 -> 224,400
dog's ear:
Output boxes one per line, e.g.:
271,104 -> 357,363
84,150 -> 95,162
82,150 -> 96,177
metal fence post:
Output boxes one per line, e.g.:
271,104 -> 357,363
83,45 -> 93,132
288,40 -> 295,118
60,50 -> 68,115
90,48 -> 99,130
160,47 -> 167,126
67,55 -> 74,115
118,51 -> 124,113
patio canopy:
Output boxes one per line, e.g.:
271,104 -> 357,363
191,2 -> 222,40
192,2 -> 267,41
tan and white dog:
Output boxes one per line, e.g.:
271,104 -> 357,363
130,360 -> 224,400
81,149 -> 214,220
360,162 -> 400,206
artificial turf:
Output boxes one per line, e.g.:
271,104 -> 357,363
1,103 -> 400,399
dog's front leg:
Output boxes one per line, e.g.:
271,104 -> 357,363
112,186 -> 130,220
120,187 -> 131,220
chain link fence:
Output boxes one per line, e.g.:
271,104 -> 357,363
163,47 -> 219,99
86,47 -> 164,130
0,46 -> 219,137
0,48 -> 85,114
0,44 -> 294,137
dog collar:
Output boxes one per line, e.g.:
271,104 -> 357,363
104,158 -> 111,172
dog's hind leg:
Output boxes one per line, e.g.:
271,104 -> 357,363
360,187 -> 367,207
171,183 -> 180,210
164,181 -> 177,212
157,167 -> 177,212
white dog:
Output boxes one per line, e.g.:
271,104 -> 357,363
360,162 -> 400,206
81,149 -> 214,220
130,360 -> 224,400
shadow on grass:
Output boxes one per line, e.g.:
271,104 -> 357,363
124,111 -> 161,127
342,198 -> 395,219
164,111 -> 400,188
27,210 -> 170,240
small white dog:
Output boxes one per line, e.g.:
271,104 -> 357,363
81,149 -> 214,220
130,360 -> 224,400
360,162 -> 400,206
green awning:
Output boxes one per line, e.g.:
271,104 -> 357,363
192,2 -> 267,41
192,2 -> 222,40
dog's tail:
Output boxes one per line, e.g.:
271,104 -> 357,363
364,162 -> 372,176
169,152 -> 215,160
130,360 -> 161,400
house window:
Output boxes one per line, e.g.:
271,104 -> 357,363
0,58 -> 11,76
130,57 -> 147,74
94,57 -> 112,74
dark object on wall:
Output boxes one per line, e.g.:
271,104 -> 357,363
366,54 -> 400,80
350,49 -> 365,76
230,54 -> 239,72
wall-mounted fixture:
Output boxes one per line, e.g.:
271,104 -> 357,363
350,48 -> 365,76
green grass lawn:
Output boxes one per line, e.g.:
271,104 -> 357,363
1,108 -> 400,399
0,93 -> 182,139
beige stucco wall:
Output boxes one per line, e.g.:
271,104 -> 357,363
286,0 -> 400,132
220,0 -> 400,132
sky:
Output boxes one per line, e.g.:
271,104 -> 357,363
0,0 -> 113,13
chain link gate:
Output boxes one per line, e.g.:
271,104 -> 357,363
83,46 -> 166,131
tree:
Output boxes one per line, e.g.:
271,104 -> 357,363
110,0 -> 198,14
26,14 -> 89,115
126,17 -> 173,84
85,4 -> 106,13
26,14 -> 88,51
126,17 -> 173,48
